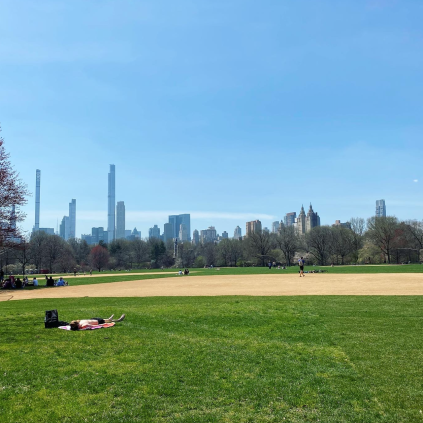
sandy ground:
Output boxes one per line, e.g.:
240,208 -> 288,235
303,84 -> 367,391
1,273 -> 422,301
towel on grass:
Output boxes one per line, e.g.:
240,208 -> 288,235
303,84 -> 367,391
58,322 -> 115,330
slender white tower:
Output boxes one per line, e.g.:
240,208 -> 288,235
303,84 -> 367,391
107,165 -> 116,242
34,169 -> 41,232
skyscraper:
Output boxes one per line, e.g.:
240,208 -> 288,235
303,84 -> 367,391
108,165 -> 116,242
192,229 -> 199,245
163,223 -> 173,242
284,212 -> 296,227
60,216 -> 70,240
149,225 -> 160,239
69,199 -> 76,239
34,169 -> 41,232
296,206 -> 306,235
234,226 -> 242,239
272,221 -> 281,233
246,220 -> 262,236
376,199 -> 386,217
305,204 -> 320,232
168,214 -> 191,241
116,201 -> 125,239
179,224 -> 188,241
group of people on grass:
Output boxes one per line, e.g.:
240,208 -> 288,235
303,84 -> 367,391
178,269 -> 190,275
0,273 -> 69,289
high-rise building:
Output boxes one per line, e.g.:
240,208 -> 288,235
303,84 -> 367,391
305,204 -> 320,232
69,199 -> 76,239
272,221 -> 281,233
34,169 -> 41,232
246,220 -> 262,236
333,220 -> 351,229
296,206 -> 306,235
200,226 -> 217,243
116,201 -> 126,239
179,224 -> 188,242
376,199 -> 386,217
163,223 -> 173,242
192,229 -> 199,245
284,212 -> 296,227
60,216 -> 70,240
234,226 -> 242,239
221,231 -> 229,239
107,164 -> 116,242
149,225 -> 160,240
167,214 -> 191,241
92,227 -> 107,244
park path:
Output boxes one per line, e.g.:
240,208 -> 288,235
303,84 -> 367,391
1,273 -> 423,301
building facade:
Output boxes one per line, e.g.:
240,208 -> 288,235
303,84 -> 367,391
200,226 -> 217,243
305,204 -> 320,232
233,225 -> 242,239
246,220 -> 262,236
116,201 -> 126,239
168,214 -> 191,241
69,199 -> 76,239
149,225 -> 160,240
376,199 -> 386,217
192,229 -> 200,245
284,212 -> 296,227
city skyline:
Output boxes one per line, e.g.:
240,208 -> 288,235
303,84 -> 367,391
2,1 -> 422,239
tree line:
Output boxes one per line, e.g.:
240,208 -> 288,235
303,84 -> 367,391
1,216 -> 422,274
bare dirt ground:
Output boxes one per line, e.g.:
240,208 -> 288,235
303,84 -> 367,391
1,273 -> 422,301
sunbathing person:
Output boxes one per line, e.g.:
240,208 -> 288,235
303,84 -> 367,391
70,314 -> 125,330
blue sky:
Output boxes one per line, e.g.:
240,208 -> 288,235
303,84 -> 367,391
1,0 -> 422,238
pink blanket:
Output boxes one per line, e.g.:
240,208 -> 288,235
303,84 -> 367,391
58,322 -> 115,331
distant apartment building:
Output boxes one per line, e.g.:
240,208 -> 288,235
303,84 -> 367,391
333,220 -> 351,229
272,221 -> 283,233
149,225 -> 161,240
39,228 -> 55,235
168,214 -> 191,241
179,224 -> 189,242
376,199 -> 386,217
305,204 -> 320,232
163,223 -> 173,242
221,231 -> 229,239
246,220 -> 262,236
200,226 -> 217,243
82,227 -> 107,245
233,226 -> 242,240
116,201 -> 126,239
69,199 -> 76,239
284,212 -> 296,227
125,227 -> 141,241
192,229 -> 200,245
59,216 -> 70,240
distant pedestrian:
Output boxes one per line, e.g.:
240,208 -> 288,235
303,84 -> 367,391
89,269 -> 92,276
33,277 -> 39,287
298,257 -> 305,277
268,261 -> 272,269
74,268 -> 77,277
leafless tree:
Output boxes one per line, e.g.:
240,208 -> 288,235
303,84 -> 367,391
275,226 -> 300,266
306,226 -> 333,266
349,217 -> 366,263
246,230 -> 272,266
331,226 -> 353,265
0,128 -> 30,248
366,216 -> 399,264
403,220 -> 423,250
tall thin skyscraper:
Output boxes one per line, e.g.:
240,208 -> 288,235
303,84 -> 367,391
376,199 -> 386,217
34,169 -> 41,232
108,165 -> 116,242
116,201 -> 126,239
69,199 -> 76,239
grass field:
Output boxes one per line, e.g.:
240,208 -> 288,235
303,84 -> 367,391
20,263 -> 423,289
1,296 -> 423,422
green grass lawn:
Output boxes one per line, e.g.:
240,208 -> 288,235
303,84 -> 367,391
1,296 -> 423,422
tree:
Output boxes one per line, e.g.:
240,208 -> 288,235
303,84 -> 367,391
132,239 -> 150,267
29,231 -> 49,271
403,220 -> 423,250
366,216 -> 399,264
306,226 -> 333,266
68,238 -> 90,266
246,230 -> 272,266
331,226 -> 353,265
0,128 -> 30,247
13,237 -> 30,275
89,245 -> 110,271
44,235 -> 67,272
349,217 -> 366,264
275,226 -> 300,266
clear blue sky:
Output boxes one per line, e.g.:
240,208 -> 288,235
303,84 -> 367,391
2,0 -> 422,238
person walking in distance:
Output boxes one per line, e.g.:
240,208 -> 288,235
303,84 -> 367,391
298,257 -> 305,277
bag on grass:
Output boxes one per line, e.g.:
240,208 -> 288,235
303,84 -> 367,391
45,309 -> 68,328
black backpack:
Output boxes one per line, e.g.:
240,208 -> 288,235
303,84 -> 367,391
44,309 -> 68,328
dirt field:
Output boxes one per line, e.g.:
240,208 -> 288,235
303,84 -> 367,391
1,273 -> 422,301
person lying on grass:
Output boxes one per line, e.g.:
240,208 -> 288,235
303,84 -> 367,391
70,314 -> 125,330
